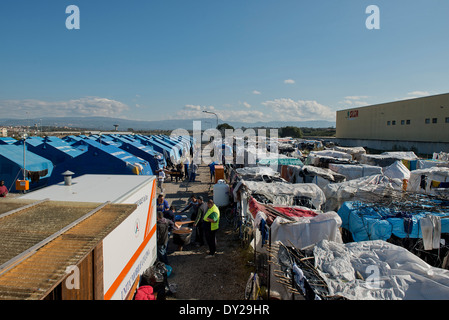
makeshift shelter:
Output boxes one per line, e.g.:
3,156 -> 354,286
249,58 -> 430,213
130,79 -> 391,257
0,144 -> 53,192
382,160 -> 411,181
283,165 -> 346,189
328,163 -> 383,181
323,174 -> 404,212
360,151 -> 419,167
305,150 -> 354,168
234,180 -> 326,210
407,166 -> 449,195
333,146 -> 366,161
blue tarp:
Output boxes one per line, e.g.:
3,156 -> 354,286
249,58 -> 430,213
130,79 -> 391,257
338,201 -> 449,242
0,144 -> 54,192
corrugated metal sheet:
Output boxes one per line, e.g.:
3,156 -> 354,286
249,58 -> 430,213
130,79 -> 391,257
0,199 -> 136,300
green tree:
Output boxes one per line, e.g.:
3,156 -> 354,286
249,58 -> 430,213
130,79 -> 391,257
279,126 -> 303,138
217,123 -> 234,130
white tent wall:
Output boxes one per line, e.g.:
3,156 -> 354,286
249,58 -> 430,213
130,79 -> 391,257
382,160 -> 411,181
407,167 -> 449,195
251,212 -> 343,300
328,163 -> 382,181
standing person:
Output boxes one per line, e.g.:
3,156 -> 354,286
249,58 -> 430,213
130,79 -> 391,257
194,196 -> 208,247
156,211 -> 176,264
184,157 -> 190,180
208,162 -> 216,182
189,162 -> 198,182
203,199 -> 220,258
157,167 -> 166,193
0,180 -> 8,197
156,194 -> 170,213
180,195 -> 199,222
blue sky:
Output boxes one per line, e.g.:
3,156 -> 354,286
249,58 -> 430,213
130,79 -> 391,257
0,0 -> 448,124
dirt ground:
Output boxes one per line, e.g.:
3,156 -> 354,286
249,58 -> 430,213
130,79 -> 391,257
160,164 -> 253,300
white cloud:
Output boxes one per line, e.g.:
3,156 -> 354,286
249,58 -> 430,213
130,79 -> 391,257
407,91 -> 429,97
284,79 -> 295,84
262,98 -> 335,121
172,104 -> 265,123
252,90 -> 261,95
344,96 -> 369,100
340,96 -> 370,107
0,97 -> 129,118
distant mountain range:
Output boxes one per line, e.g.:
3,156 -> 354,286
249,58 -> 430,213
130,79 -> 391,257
0,116 -> 336,131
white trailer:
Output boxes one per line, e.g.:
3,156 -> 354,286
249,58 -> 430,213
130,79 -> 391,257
21,174 -> 158,300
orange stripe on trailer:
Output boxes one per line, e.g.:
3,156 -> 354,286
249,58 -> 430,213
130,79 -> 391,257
104,224 -> 157,300
144,179 -> 156,238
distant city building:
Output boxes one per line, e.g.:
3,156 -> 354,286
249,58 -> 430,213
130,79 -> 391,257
0,127 -> 7,137
337,93 -> 449,143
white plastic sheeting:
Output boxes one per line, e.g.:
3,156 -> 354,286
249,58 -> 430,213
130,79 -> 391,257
253,212 -> 343,300
323,174 -> 403,212
313,240 -> 449,300
306,150 -> 353,166
333,146 -> 366,161
407,167 -> 449,195
361,151 -> 418,167
236,166 -> 281,178
382,160 -> 411,181
328,163 -> 382,181
270,213 -> 342,249
241,180 -> 326,210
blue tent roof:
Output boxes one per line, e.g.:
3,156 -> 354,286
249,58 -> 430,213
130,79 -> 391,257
0,137 -> 17,145
47,139 -> 153,185
26,138 -> 86,166
0,144 -> 54,192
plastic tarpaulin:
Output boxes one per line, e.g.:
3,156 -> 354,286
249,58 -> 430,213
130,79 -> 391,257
242,180 -> 326,210
313,239 -> 449,300
407,167 -> 449,195
323,174 -> 403,212
337,201 -> 449,242
382,160 -> 411,181
328,163 -> 382,181
333,146 -> 366,161
270,213 -> 343,249
361,151 -> 418,167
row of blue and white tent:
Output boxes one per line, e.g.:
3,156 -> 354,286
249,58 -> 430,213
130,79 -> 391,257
0,134 -> 194,192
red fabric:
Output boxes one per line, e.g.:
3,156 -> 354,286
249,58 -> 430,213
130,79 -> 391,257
248,196 -> 318,226
272,206 -> 317,218
134,285 -> 156,300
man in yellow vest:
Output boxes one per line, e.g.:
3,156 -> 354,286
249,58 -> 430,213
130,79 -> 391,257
203,199 -> 220,258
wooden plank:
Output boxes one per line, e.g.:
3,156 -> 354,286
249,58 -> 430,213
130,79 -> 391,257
125,275 -> 140,300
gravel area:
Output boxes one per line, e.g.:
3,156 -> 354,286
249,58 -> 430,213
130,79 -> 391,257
161,164 -> 253,300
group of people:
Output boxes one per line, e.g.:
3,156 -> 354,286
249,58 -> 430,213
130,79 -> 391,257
156,158 -> 200,193
156,193 -> 220,263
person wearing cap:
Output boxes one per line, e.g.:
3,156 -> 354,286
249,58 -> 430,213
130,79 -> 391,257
203,199 -> 220,258
193,196 -> 208,246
